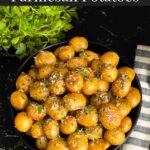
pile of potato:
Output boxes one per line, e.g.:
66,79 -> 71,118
10,36 -> 141,150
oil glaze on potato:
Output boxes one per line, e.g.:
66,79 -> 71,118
34,51 -> 56,68
63,93 -> 86,111
60,116 -> 77,134
67,132 -> 88,150
126,87 -> 141,109
10,90 -> 28,110
76,105 -> 98,127
15,112 -> 33,132
99,103 -> 121,130
26,102 -> 46,121
69,36 -> 88,52
16,72 -> 33,93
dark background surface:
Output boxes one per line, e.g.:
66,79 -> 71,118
0,6 -> 150,149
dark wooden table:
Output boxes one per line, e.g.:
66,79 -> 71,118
0,6 -> 150,150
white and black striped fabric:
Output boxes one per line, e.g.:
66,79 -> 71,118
122,45 -> 150,150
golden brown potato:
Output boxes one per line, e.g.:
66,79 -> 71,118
91,59 -> 102,72
65,71 -> 83,93
29,81 -> 49,101
111,98 -> 131,118
99,103 -> 121,130
28,68 -> 37,81
98,79 -> 110,92
119,116 -> 132,133
31,121 -> 44,139
47,138 -> 69,150
80,50 -> 99,63
67,57 -> 88,70
82,77 -> 99,95
15,112 -> 33,132
100,65 -> 118,83
53,67 -> 68,78
67,132 -> 88,150
104,129 -> 125,145
118,67 -> 135,81
85,124 -> 103,140
76,105 -> 98,127
37,65 -> 54,79
126,87 -> 141,109
10,90 -> 28,110
26,102 -> 46,121
60,116 -> 77,134
90,91 -> 110,109
69,36 -> 88,52
34,51 -> 56,68
45,96 -> 68,120
16,72 -> 33,93
112,78 -> 131,98
100,51 -> 119,66
43,118 -> 59,139
63,93 -> 86,111
35,136 -> 48,150
49,80 -> 66,95
88,139 -> 110,150
58,45 -> 75,61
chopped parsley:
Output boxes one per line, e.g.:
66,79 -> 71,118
84,106 -> 92,114
37,105 -> 44,114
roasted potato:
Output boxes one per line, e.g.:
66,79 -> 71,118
26,102 -> 46,121
34,51 -> 56,68
67,57 -> 88,70
100,64 -> 118,83
111,98 -> 131,118
67,132 -> 88,150
91,59 -> 102,72
43,118 -> 59,139
98,79 -> 110,92
16,72 -> 33,93
69,36 -> 88,52
57,45 -> 75,61
15,112 -> 33,132
104,129 -> 125,145
90,91 -> 110,109
28,68 -> 37,81
126,87 -> 141,109
65,71 -> 83,93
45,96 -> 68,120
10,90 -> 28,110
37,65 -> 54,79
76,105 -> 98,127
31,121 -> 44,139
35,136 -> 48,150
88,139 -> 110,150
118,67 -> 135,81
112,78 -> 131,98
60,116 -> 77,134
119,116 -> 132,133
82,77 -> 99,95
100,51 -> 119,66
99,103 -> 121,130
63,93 -> 86,111
85,124 -> 103,141
47,138 -> 69,150
29,81 -> 49,101
80,50 -> 99,63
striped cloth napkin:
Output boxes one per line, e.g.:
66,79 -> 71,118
122,45 -> 150,150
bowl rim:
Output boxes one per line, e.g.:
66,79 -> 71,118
9,41 -> 142,150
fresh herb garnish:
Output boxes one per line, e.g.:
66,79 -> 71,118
37,105 -> 43,114
84,106 -> 92,114
0,6 -> 77,59
76,137 -> 82,142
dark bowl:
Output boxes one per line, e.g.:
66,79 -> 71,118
10,41 -> 142,150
